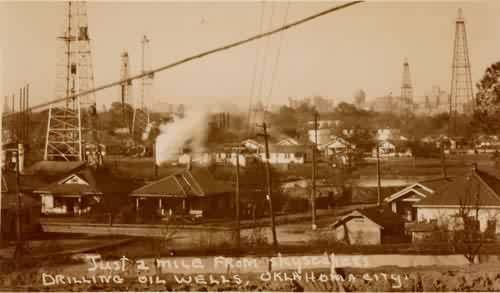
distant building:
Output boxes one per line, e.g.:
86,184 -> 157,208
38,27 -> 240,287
307,129 -> 331,145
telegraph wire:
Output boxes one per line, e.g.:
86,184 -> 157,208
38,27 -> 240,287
263,1 -> 291,124
246,0 -> 267,138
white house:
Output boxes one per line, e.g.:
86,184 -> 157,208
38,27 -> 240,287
372,140 -> 412,158
413,168 -> 500,233
307,129 -> 331,145
261,145 -> 308,164
384,178 -> 451,222
320,136 -> 355,155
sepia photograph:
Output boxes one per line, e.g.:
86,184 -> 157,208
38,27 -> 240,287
2,0 -> 500,291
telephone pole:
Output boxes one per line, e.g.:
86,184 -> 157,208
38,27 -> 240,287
235,146 -> 241,250
258,123 -> 278,250
311,111 -> 318,230
440,139 -> 447,178
376,142 -> 382,207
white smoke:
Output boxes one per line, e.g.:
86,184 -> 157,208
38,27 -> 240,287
155,107 -> 209,164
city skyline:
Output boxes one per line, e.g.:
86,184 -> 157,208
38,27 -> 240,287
2,1 -> 500,111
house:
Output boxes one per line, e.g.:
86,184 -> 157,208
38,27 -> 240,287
307,129 -> 331,145
277,137 -> 300,146
241,138 -> 266,153
329,206 -> 404,245
421,135 -> 457,150
29,161 -> 103,216
130,167 -> 234,219
413,167 -> 500,233
475,135 -> 500,153
319,136 -> 355,156
178,145 -> 257,167
261,145 -> 308,164
1,172 -> 41,239
384,177 -> 453,222
372,140 -> 412,158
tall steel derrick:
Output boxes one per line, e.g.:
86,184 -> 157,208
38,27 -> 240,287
132,35 -> 153,141
44,1 -> 97,161
400,57 -> 413,116
449,8 -> 474,133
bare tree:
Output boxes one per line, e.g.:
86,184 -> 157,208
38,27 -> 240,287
452,179 -> 484,263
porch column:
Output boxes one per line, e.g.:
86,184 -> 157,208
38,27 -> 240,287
136,198 -> 139,212
182,199 -> 186,210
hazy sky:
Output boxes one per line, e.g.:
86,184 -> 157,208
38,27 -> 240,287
2,1 -> 500,110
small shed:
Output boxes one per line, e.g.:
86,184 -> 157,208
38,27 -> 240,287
330,207 -> 404,245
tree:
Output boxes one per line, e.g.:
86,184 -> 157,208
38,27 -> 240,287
451,179 -> 486,264
473,61 -> 500,134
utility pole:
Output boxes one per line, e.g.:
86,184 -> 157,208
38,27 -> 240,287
235,146 -> 241,250
311,111 -> 318,230
441,139 -> 447,178
14,143 -> 23,261
376,142 -> 382,207
258,122 -> 278,250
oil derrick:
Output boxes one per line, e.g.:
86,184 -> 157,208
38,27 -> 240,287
449,8 -> 474,135
45,1 -> 97,162
132,35 -> 153,141
400,58 -> 413,117
120,51 -> 133,133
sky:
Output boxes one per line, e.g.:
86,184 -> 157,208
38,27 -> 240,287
1,0 -> 500,111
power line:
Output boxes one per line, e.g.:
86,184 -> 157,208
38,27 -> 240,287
254,1 -> 276,127
3,1 -> 363,118
246,0 -> 267,138
264,1 -> 291,123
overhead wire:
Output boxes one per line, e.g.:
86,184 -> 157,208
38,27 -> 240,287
2,1 -> 363,118
263,1 -> 291,125
246,0 -> 267,139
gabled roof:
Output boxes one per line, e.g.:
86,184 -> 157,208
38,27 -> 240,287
384,182 -> 439,203
33,168 -> 101,196
415,169 -> 500,207
130,167 -> 233,198
331,210 -> 383,229
330,206 -> 403,229
277,138 -> 300,146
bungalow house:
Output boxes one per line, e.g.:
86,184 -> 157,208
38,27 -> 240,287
130,167 -> 234,220
319,136 -> 355,156
261,145 -> 308,164
1,172 -> 41,239
329,206 -> 404,245
372,140 -> 412,158
384,177 -> 453,222
29,161 -> 103,216
413,167 -> 500,234
421,135 -> 457,150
